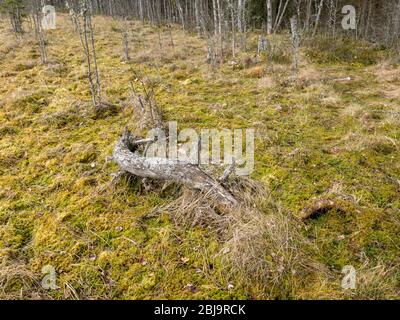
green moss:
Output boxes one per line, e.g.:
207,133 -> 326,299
306,36 -> 386,66
0,15 -> 398,300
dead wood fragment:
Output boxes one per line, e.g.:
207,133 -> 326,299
300,198 -> 345,220
113,130 -> 238,213
113,76 -> 239,213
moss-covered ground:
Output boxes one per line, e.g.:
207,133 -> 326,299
0,15 -> 399,299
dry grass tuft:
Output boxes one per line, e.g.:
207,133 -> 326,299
346,262 -> 400,299
257,75 -> 275,88
246,66 -> 266,78
373,62 -> 400,99
328,131 -> 398,155
223,178 -> 325,297
298,62 -> 323,84
0,259 -> 47,300
374,62 -> 400,83
156,176 -> 324,298
157,188 -> 229,231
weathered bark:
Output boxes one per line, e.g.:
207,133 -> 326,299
139,0 -> 144,23
113,131 -> 239,212
121,17 -> 130,61
68,0 -> 107,111
237,0 -> 243,32
216,0 -> 223,61
213,0 -> 218,36
194,0 -> 201,37
328,0 -> 337,37
229,0 -> 236,58
304,0 -> 312,32
176,0 -> 185,30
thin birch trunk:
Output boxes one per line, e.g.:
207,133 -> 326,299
312,0 -> 324,37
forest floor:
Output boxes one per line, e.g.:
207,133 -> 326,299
0,14 -> 399,299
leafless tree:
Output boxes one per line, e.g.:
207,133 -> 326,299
5,0 -> 400,59
290,15 -> 300,77
67,0 -> 102,110
327,0 -> 338,37
273,0 -> 290,33
30,0 -> 48,64
0,0 -> 24,35
312,0 -> 324,37
113,0 -> 131,62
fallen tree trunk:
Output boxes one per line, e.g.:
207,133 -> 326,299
113,130 -> 239,213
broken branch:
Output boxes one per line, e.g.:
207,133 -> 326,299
113,130 -> 238,213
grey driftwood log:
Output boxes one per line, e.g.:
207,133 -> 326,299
113,130 -> 239,212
